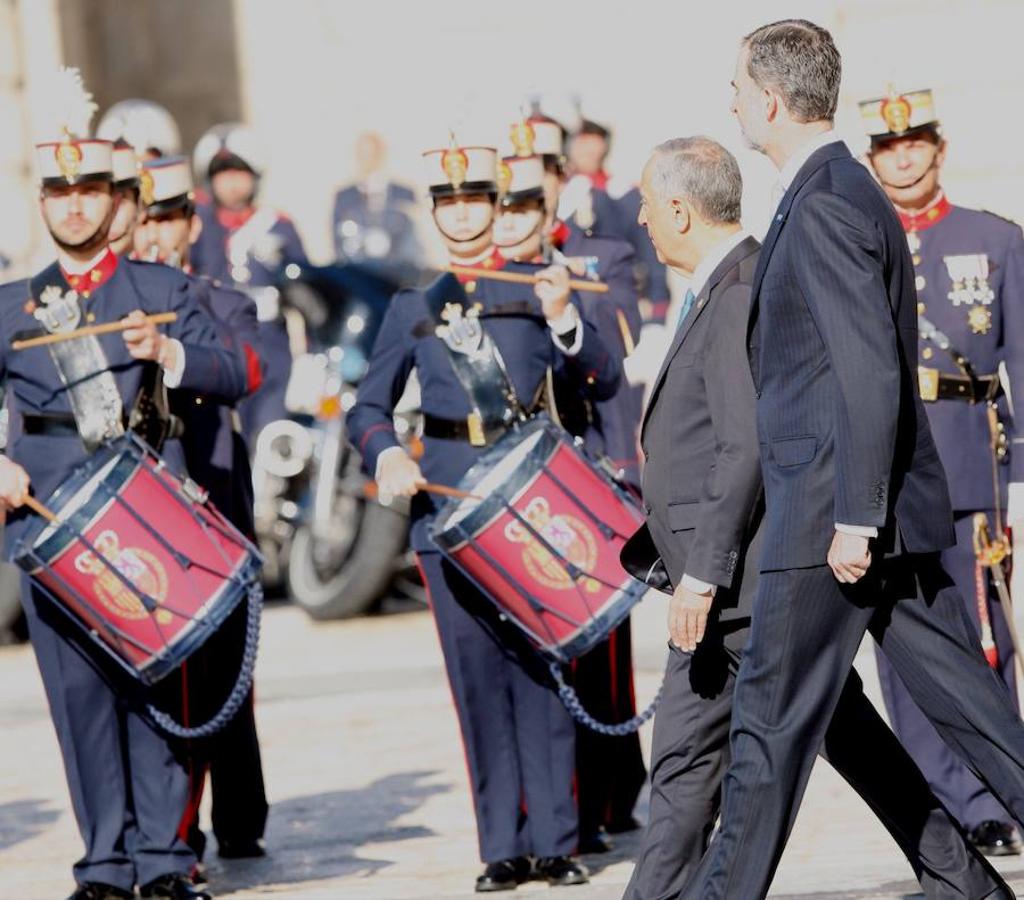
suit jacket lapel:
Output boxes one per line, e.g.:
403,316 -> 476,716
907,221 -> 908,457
642,236 -> 759,437
747,141 -> 851,381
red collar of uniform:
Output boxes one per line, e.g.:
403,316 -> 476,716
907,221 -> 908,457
452,247 -> 507,283
548,219 -> 571,249
586,171 -> 610,191
216,205 -> 256,232
61,248 -> 118,297
897,192 -> 952,233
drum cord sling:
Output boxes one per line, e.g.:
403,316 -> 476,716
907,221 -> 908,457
146,582 -> 262,739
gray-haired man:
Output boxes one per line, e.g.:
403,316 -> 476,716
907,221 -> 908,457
680,19 -> 1024,899
622,136 -> 1010,900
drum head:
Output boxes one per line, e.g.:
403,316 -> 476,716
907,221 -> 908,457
16,438 -> 141,567
429,416 -> 560,550
447,428 -> 546,527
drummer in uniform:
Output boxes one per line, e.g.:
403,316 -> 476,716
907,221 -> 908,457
349,141 -> 622,892
563,115 -> 671,325
132,155 -> 269,863
862,87 -> 1024,855
0,70 -> 246,900
190,124 -> 308,443
497,125 -> 646,850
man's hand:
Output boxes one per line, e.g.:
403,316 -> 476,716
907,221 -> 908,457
122,310 -> 175,367
0,457 -> 30,512
534,265 -> 571,322
668,583 -> 714,652
827,530 -> 872,584
377,450 -> 426,505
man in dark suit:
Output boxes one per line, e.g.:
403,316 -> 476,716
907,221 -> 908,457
681,20 -> 1024,899
622,137 -> 1009,900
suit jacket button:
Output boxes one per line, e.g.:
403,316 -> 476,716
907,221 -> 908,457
643,449 -> 650,461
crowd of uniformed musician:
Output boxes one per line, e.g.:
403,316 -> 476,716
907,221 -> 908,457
3,46 -> 1024,899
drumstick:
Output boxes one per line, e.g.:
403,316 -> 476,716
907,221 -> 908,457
23,495 -> 58,524
445,265 -> 609,294
419,482 -> 484,501
12,312 -> 178,351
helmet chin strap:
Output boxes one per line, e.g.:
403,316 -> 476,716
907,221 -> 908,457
435,221 -> 493,246
877,147 -> 940,191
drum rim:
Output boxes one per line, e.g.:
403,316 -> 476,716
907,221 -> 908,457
428,415 -> 559,549
15,437 -> 143,565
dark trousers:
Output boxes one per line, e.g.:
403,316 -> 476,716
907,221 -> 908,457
418,551 -> 577,863
573,616 -> 647,837
876,511 -> 1019,830
179,600 -> 268,858
627,621 -> 1008,900
23,582 -> 195,891
682,557 -> 1024,900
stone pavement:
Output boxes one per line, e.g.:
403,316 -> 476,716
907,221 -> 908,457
1,593 -> 1023,899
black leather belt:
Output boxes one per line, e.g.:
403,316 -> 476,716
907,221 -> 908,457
918,368 -> 1001,403
22,413 -> 80,437
422,412 -> 510,446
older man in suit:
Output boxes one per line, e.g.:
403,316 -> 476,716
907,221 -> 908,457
622,137 -> 1009,900
681,20 -> 1024,900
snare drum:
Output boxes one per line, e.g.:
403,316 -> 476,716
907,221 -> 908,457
14,433 -> 262,685
430,415 -> 646,663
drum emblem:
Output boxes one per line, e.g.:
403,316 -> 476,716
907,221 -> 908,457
74,529 -> 172,623
504,496 -> 600,592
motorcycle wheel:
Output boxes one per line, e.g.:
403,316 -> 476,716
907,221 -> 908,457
288,499 -> 408,620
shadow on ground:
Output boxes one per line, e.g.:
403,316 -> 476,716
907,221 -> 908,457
0,798 -> 61,852
208,770 -> 449,894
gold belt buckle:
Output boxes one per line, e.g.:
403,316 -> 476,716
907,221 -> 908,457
467,411 -> 486,447
918,366 -> 939,402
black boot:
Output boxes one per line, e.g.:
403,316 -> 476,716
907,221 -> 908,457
535,856 -> 589,886
475,857 -> 531,892
217,838 -> 266,859
140,873 -> 213,899
578,826 -> 614,854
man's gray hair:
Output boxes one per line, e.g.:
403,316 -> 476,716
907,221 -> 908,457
743,19 -> 841,122
649,137 -> 742,225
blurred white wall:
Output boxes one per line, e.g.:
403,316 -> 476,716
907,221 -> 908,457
231,0 -> 1024,264
3,0 -> 1023,272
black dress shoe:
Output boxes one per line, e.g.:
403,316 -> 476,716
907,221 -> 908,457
578,827 -> 614,854
216,838 -> 266,859
67,885 -> 134,900
969,820 -> 1023,856
535,856 -> 590,886
140,873 -> 213,899
475,857 -> 531,892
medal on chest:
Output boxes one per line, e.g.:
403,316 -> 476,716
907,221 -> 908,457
942,254 -> 995,335
435,301 -> 485,355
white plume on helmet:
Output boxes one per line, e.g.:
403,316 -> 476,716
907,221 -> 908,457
193,123 -> 266,179
34,66 -> 97,141
96,99 -> 182,155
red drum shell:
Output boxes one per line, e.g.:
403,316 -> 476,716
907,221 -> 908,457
430,416 -> 646,662
15,435 -> 259,684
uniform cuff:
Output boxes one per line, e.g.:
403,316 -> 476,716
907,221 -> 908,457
549,305 -> 583,356
681,574 -> 716,596
161,339 -> 186,388
835,522 -> 878,538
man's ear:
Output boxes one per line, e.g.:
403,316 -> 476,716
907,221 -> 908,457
670,198 -> 691,234
764,87 -> 779,124
935,139 -> 949,168
189,212 -> 203,245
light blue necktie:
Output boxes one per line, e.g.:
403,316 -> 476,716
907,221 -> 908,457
675,289 -> 697,331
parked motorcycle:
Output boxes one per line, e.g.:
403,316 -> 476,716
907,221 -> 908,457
254,264 -> 416,618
